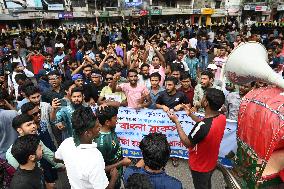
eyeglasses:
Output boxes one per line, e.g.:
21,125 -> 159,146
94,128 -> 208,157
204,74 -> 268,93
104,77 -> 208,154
31,111 -> 40,117
105,77 -> 113,81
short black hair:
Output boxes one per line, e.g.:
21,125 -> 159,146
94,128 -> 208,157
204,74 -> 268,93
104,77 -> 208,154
180,72 -> 191,81
177,50 -> 184,55
11,134 -> 40,165
140,63 -> 150,69
21,102 -> 36,114
201,70 -> 214,80
205,88 -> 225,111
62,80 -> 74,92
71,87 -> 83,96
48,70 -> 61,77
139,133 -> 171,170
83,64 -> 92,70
126,173 -> 153,189
15,74 -> 27,83
165,76 -> 178,85
149,72 -> 161,81
72,106 -> 96,136
188,48 -> 196,53
11,62 -> 19,71
12,114 -> 34,131
127,69 -> 138,76
24,86 -> 40,97
96,106 -> 118,125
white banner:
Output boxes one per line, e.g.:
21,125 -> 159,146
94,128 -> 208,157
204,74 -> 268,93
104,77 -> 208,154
115,107 -> 237,165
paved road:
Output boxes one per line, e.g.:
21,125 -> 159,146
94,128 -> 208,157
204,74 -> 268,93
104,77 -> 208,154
55,158 -> 226,189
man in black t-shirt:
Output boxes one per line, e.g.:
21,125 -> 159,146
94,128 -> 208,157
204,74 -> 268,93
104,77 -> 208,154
156,76 -> 189,112
10,134 -> 45,189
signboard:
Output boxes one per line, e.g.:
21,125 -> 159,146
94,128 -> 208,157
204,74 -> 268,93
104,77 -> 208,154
48,4 -> 64,10
193,9 -> 201,14
201,8 -> 214,14
244,5 -> 250,10
255,6 -> 267,12
5,0 -> 42,9
132,9 -> 141,16
277,5 -> 284,11
125,0 -> 142,7
140,10 -> 148,16
150,9 -> 162,15
58,12 -> 73,19
115,107 -> 237,166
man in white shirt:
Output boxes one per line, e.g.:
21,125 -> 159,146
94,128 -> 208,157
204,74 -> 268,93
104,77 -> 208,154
188,33 -> 198,49
55,106 -> 118,189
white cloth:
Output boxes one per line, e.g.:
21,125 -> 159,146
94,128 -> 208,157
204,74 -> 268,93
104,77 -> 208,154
188,38 -> 197,49
55,138 -> 109,189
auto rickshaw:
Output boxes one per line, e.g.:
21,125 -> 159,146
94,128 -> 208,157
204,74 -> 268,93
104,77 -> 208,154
217,42 -> 284,188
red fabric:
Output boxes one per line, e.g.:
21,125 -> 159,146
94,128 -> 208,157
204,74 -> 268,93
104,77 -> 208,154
238,87 -> 284,160
70,39 -> 76,58
189,114 -> 226,172
30,55 -> 45,74
279,169 -> 284,181
178,87 -> 194,106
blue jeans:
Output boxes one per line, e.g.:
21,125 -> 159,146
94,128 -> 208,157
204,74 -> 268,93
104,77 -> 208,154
199,54 -> 208,71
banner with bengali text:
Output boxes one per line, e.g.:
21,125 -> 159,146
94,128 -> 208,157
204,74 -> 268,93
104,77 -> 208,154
115,107 -> 237,166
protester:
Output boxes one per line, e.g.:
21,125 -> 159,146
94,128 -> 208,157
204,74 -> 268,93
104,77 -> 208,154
123,133 -> 183,189
9,134 -> 45,189
55,106 -> 114,189
168,88 -> 226,189
95,106 -> 132,189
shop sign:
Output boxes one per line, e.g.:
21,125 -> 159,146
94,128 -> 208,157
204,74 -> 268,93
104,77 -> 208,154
132,9 -> 140,16
244,5 -> 250,10
277,5 -> 284,11
48,4 -> 64,11
140,10 -> 148,16
150,9 -> 162,15
201,8 -> 214,14
58,12 -> 73,19
193,9 -> 201,14
255,6 -> 267,12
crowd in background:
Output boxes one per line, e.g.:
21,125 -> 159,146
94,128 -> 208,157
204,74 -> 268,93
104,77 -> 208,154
0,21 -> 284,189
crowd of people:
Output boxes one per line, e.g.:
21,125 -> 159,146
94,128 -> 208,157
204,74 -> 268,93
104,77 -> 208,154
0,21 -> 284,189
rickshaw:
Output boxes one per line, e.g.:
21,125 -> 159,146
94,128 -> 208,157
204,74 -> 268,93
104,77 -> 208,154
217,42 -> 284,189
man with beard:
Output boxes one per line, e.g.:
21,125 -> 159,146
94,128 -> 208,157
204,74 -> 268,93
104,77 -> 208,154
138,64 -> 151,88
193,71 -> 221,113
168,88 -> 226,189
110,69 -> 151,109
184,48 -> 199,82
42,71 -> 65,104
156,76 -> 189,112
52,87 -> 85,140
222,82 -> 254,120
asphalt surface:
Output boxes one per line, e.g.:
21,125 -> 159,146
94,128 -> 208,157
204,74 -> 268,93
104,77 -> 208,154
55,158 -> 226,189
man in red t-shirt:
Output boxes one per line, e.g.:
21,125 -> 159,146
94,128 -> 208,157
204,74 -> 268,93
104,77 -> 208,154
27,47 -> 45,75
168,88 -> 226,189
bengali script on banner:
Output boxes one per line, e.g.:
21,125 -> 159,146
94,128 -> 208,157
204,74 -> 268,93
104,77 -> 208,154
115,107 -> 237,164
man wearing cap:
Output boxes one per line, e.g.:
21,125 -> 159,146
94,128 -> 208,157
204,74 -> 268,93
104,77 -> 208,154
207,64 -> 222,89
72,74 -> 84,88
37,70 -> 51,93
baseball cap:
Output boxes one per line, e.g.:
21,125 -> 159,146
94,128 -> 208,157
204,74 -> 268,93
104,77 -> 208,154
207,64 -> 217,70
72,74 -> 83,81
